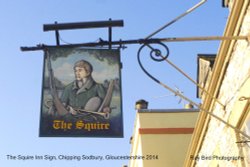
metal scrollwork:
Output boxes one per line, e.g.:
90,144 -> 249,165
150,44 -> 169,62
139,42 -> 169,62
137,42 -> 169,84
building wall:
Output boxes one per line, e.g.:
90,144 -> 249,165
187,0 -> 250,166
228,0 -> 235,9
129,110 -> 198,167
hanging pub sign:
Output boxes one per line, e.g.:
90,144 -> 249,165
40,47 -> 123,137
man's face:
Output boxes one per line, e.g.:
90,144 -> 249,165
74,67 -> 89,81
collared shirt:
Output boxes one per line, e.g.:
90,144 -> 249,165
61,76 -> 106,109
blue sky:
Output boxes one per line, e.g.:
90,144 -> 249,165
0,1 -> 228,167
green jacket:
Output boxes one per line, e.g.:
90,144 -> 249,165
61,77 -> 106,109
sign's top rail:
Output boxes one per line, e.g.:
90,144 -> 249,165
43,20 -> 124,32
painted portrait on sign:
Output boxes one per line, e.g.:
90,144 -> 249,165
40,48 -> 123,137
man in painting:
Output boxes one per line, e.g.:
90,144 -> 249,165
61,59 -> 106,115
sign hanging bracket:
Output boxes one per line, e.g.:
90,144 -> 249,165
43,19 -> 124,49
54,22 -> 60,46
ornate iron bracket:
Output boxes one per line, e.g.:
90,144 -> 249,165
137,42 -> 169,84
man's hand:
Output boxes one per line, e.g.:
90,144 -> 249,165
103,107 -> 111,113
67,106 -> 78,115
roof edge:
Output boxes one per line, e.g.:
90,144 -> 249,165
138,108 -> 199,113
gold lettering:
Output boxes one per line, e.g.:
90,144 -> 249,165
84,123 -> 91,131
75,120 -> 84,129
104,123 -> 110,129
52,120 -> 72,131
53,120 -> 61,129
75,121 -> 110,131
